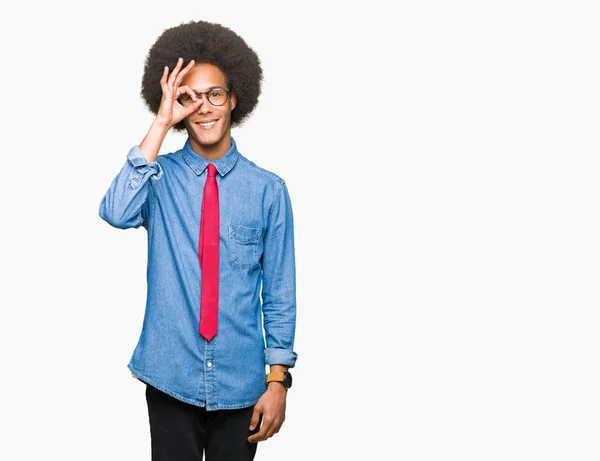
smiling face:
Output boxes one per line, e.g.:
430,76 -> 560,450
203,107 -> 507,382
180,63 -> 237,160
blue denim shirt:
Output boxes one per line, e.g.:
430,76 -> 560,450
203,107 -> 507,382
99,138 -> 297,410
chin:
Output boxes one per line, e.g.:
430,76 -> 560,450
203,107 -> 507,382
189,127 -> 218,144
196,134 -> 222,147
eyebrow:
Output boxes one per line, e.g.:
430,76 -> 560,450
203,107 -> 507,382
191,86 -> 227,92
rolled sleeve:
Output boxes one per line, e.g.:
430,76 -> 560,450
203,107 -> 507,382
99,146 -> 162,229
127,145 -> 163,178
261,182 -> 298,368
265,348 -> 298,367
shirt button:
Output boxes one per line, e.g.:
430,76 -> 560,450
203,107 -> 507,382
207,362 -> 212,368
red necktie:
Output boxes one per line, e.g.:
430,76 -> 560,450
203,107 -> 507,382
198,163 -> 219,341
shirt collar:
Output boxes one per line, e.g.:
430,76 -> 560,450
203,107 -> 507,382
182,137 -> 240,176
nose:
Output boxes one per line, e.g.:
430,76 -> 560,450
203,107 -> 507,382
196,93 -> 212,114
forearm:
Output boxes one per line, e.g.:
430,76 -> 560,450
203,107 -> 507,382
139,120 -> 170,162
269,364 -> 289,373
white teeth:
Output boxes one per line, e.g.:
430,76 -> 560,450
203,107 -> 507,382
198,121 -> 217,127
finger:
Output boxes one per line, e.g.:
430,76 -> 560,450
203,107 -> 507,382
175,85 -> 197,100
248,427 -> 267,443
249,415 -> 274,443
184,100 -> 203,117
268,419 -> 283,438
263,417 -> 282,440
167,57 -> 183,86
160,66 -> 170,95
177,86 -> 202,116
174,59 -> 196,88
248,406 -> 261,431
167,57 -> 184,88
160,66 -> 169,86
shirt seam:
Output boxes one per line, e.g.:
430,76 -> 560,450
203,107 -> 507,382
266,183 -> 284,239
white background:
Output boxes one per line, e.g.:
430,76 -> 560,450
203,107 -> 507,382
1,1 -> 598,460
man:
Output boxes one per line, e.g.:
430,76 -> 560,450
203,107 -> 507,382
98,20 -> 297,461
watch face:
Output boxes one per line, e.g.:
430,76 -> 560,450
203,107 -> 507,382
283,372 -> 293,389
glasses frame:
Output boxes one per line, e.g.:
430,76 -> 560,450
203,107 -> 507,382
178,86 -> 231,107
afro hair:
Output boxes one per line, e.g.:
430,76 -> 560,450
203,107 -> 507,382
141,20 -> 263,131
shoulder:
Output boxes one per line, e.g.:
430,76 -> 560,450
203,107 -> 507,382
153,150 -> 186,172
155,150 -> 182,165
237,154 -> 286,188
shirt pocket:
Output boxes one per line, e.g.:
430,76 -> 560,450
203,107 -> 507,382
228,224 -> 263,269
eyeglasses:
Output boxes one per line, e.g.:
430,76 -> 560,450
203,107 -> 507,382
178,87 -> 231,107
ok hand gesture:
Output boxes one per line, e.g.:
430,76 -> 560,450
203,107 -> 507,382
155,57 -> 202,128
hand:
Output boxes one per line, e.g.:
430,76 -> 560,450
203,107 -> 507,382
247,384 -> 287,443
155,57 -> 202,128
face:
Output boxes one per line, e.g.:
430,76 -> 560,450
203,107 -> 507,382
180,63 -> 237,159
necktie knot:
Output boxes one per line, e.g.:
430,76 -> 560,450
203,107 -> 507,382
207,163 -> 217,177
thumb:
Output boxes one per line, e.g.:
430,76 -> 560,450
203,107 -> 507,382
184,99 -> 203,117
249,405 -> 261,430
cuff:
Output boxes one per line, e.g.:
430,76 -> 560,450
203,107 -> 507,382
265,348 -> 298,368
127,145 -> 151,166
126,145 -> 163,180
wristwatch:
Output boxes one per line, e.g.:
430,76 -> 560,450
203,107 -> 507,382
265,371 -> 293,389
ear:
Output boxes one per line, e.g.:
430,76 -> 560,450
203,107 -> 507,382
230,92 -> 237,111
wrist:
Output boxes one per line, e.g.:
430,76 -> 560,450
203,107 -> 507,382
265,370 -> 293,390
151,118 -> 171,133
267,381 -> 288,391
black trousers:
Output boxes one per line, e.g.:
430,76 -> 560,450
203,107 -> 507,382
145,383 -> 262,461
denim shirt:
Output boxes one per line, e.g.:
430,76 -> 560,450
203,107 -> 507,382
98,138 -> 297,410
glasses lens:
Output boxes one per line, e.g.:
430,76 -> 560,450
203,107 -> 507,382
208,89 -> 227,106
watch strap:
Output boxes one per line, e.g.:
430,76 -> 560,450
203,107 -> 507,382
266,372 -> 286,383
